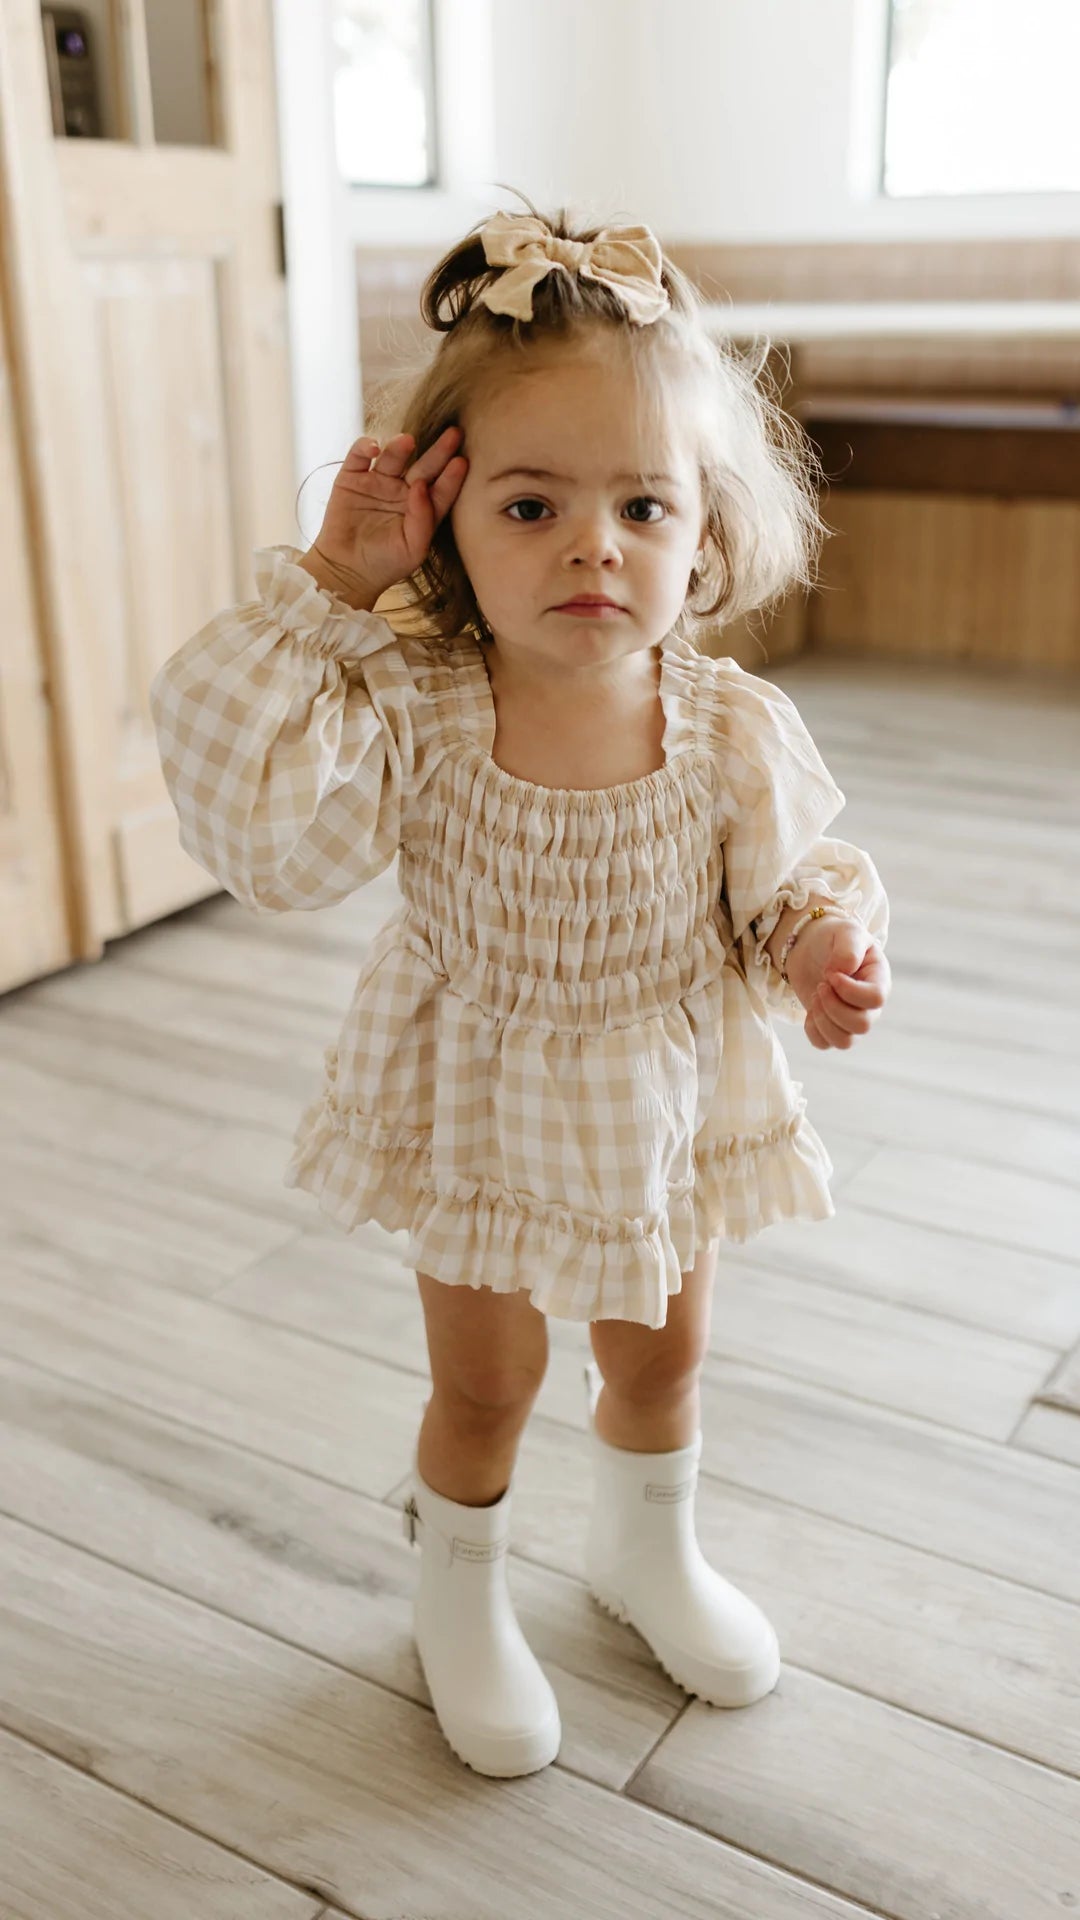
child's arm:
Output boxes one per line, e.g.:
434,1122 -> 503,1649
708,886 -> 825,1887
712,662 -> 889,1032
737,835 -> 889,1030
149,427 -> 468,916
148,546 -> 415,914
294,544 -> 380,610
761,893 -> 840,973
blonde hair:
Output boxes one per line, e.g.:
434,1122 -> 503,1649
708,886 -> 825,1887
363,189 -> 827,651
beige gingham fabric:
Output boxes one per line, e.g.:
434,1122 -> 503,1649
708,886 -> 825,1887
149,545 -> 888,1328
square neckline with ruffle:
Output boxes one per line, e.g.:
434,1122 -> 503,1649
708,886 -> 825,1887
444,626 -> 702,809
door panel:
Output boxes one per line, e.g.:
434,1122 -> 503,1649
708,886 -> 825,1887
0,279 -> 72,988
0,0 -> 295,980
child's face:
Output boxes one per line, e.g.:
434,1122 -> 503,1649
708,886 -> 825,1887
449,349 -> 706,672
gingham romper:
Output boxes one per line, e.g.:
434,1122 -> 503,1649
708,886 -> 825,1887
150,545 -> 888,1329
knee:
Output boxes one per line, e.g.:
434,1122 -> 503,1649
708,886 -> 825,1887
438,1357 -> 548,1421
592,1330 -> 705,1408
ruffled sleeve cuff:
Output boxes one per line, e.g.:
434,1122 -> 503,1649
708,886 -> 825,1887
252,545 -> 401,664
744,836 -> 890,1022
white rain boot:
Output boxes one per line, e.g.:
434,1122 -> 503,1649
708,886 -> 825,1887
583,1360 -> 780,1707
402,1447 -> 562,1778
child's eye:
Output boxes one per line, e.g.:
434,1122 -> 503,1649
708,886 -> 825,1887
504,496 -> 668,524
504,498 -> 551,523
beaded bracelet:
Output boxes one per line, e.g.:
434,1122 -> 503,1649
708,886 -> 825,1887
778,905 -> 854,983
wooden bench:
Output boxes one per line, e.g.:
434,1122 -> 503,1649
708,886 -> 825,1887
698,305 -> 1080,669
798,396 -> 1080,501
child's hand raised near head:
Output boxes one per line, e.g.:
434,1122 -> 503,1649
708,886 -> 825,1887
299,426 -> 468,609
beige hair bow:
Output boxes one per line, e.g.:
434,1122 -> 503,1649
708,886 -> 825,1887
477,210 -> 670,326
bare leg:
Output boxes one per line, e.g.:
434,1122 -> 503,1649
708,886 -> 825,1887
415,1271 -> 550,1505
588,1238 -> 719,1451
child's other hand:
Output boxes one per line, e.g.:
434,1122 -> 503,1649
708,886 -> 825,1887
301,425 -> 468,608
786,916 -> 891,1051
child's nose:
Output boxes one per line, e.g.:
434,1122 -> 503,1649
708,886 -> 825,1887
564,511 -> 623,568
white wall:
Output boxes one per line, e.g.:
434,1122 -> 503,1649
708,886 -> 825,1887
273,0 -> 362,531
621,0 -> 1080,240
486,0 -> 1080,241
275,0 -> 1080,494
273,0 -> 497,516
334,0 -> 1080,263
487,0 -> 643,221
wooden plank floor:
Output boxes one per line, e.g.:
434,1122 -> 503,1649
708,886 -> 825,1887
2,649 -> 1079,1919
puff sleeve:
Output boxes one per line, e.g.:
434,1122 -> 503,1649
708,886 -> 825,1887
148,545 -> 416,914
711,659 -> 889,1021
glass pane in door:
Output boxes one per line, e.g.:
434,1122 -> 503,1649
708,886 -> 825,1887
42,2 -> 121,138
144,0 -> 215,145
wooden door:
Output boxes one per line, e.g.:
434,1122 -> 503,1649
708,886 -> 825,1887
0,0 -> 295,987
0,259 -> 73,988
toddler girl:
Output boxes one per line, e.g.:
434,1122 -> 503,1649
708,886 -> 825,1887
149,196 -> 890,1782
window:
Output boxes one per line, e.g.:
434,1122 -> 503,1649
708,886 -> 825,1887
331,0 -> 438,188
882,0 -> 1080,196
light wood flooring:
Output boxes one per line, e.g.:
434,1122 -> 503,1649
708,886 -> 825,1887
2,648 -> 1079,1919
